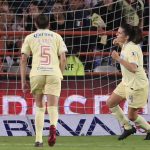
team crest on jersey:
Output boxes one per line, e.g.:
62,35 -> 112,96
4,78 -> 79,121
132,51 -> 137,56
128,95 -> 133,103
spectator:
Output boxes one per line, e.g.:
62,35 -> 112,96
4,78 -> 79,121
92,0 -> 123,31
50,1 -> 86,74
7,0 -> 27,13
50,1 -> 74,53
0,1 -> 14,31
64,0 -> 107,71
67,0 -> 91,29
25,1 -> 42,31
52,1 -> 104,59
143,0 -> 149,31
0,1 -> 9,54
92,0 -> 123,66
0,1 -> 17,71
24,1 -> 44,69
63,55 -> 85,76
50,1 -> 74,31
12,15 -> 25,31
119,0 -> 144,27
142,0 -> 148,70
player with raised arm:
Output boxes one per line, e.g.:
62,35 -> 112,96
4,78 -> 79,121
20,14 -> 67,147
107,23 -> 150,140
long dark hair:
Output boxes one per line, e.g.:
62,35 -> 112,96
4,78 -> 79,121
120,23 -> 143,44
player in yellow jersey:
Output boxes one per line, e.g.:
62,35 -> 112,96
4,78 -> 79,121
107,23 -> 150,140
20,14 -> 67,147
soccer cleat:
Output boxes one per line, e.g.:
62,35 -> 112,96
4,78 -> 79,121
144,132 -> 150,140
118,126 -> 136,140
34,142 -> 43,147
48,125 -> 56,147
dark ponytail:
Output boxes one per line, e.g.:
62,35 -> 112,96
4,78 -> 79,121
120,23 -> 143,44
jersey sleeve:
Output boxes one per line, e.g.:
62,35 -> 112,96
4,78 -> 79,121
21,36 -> 31,56
127,47 -> 139,66
57,34 -> 68,55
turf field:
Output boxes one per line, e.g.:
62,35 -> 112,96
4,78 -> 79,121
0,136 -> 149,150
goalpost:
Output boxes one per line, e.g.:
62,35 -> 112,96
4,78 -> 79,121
0,0 -> 149,136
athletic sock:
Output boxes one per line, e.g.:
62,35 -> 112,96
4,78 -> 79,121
47,106 -> 58,127
35,107 -> 45,143
134,115 -> 150,132
110,105 -> 132,130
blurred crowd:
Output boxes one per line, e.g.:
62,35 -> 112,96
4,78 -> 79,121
0,0 -> 149,75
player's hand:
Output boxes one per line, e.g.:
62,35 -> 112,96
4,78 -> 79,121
113,38 -> 123,47
22,81 -> 29,94
111,50 -> 120,61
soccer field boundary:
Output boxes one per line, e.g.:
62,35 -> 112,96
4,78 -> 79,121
0,136 -> 150,150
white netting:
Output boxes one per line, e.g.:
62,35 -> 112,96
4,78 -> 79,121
0,0 -> 149,115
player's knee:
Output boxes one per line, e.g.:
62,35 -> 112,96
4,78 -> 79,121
106,98 -> 113,108
36,101 -> 44,108
128,114 -> 136,121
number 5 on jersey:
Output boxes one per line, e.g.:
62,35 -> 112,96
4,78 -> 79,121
41,46 -> 51,65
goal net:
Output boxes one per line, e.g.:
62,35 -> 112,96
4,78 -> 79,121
0,0 -> 149,136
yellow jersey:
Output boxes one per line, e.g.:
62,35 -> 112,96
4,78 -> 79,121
21,29 -> 68,79
120,41 -> 148,90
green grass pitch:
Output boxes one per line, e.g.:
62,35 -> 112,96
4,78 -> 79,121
0,136 -> 149,150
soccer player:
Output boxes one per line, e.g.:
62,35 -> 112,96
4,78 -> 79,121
107,23 -> 150,140
20,14 -> 67,147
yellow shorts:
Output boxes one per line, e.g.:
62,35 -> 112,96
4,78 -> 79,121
114,82 -> 149,108
30,75 -> 61,97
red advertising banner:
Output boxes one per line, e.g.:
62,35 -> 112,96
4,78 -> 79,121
0,80 -> 147,115
0,89 -> 111,115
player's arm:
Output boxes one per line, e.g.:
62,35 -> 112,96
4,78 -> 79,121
20,54 -> 28,93
59,52 -> 67,74
111,50 -> 138,73
57,34 -> 68,73
20,36 -> 31,93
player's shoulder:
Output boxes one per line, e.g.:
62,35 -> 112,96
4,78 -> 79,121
127,42 -> 139,49
48,30 -> 62,39
51,30 -> 62,39
126,42 -> 141,53
25,32 -> 35,40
